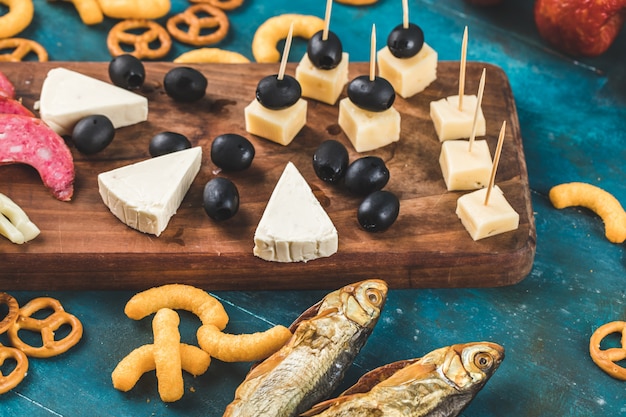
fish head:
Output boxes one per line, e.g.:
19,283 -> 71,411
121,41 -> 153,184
440,342 -> 504,392
318,279 -> 388,328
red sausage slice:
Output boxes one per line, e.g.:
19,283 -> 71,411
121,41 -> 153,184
0,97 -> 34,116
0,114 -> 75,201
0,72 -> 15,99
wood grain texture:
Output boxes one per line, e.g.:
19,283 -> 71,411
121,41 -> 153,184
0,61 -> 535,290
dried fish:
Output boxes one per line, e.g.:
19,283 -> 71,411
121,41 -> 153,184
301,342 -> 504,417
222,279 -> 388,417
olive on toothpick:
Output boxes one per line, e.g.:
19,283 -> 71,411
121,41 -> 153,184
347,24 -> 395,112
307,0 -> 343,69
387,0 -> 425,58
255,23 -> 302,110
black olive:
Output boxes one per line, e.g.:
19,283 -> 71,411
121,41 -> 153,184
307,30 -> 343,70
164,67 -> 207,102
347,75 -> 395,112
387,23 -> 425,58
256,74 -> 301,110
203,178 -> 240,221
108,54 -> 145,89
344,156 -> 390,195
149,132 -> 191,157
71,115 -> 115,154
312,140 -> 349,183
211,133 -> 255,171
357,190 -> 400,232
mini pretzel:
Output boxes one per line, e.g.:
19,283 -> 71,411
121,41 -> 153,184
49,0 -> 103,25
0,38 -> 48,62
7,297 -> 83,358
0,292 -> 18,335
98,0 -> 170,20
174,47 -> 249,63
189,0 -> 244,11
0,0 -> 34,39
166,4 -> 229,46
107,19 -> 172,59
549,182 -> 626,244
589,321 -> 626,381
0,344 -> 28,394
252,14 -> 324,63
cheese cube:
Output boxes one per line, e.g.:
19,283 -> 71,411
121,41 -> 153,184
377,43 -> 438,98
430,94 -> 485,141
39,67 -> 148,136
295,52 -> 349,105
244,99 -> 307,146
338,98 -> 401,153
439,140 -> 492,191
455,185 -> 519,241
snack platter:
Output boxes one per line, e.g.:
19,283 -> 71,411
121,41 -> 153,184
0,61 -> 535,291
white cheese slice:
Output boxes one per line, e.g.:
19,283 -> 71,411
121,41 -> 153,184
244,98 -> 307,146
377,43 -> 438,98
439,139 -> 492,191
430,94 -> 485,141
338,97 -> 401,152
254,162 -> 338,262
98,147 -> 202,236
39,67 -> 148,135
0,193 -> 40,244
295,52 -> 349,105
455,185 -> 519,241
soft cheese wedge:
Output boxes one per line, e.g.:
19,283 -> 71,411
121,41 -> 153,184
39,67 -> 148,135
98,147 -> 202,236
254,162 -> 338,262
455,185 -> 519,241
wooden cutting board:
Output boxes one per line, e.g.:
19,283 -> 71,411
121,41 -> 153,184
0,61 -> 535,290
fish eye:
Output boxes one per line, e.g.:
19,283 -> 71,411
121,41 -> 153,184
365,289 -> 383,306
474,352 -> 494,370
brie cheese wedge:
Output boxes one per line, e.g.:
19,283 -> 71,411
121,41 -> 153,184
39,67 -> 148,135
254,162 -> 338,262
98,147 -> 202,236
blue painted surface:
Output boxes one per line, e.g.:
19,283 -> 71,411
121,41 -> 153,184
1,0 -> 625,415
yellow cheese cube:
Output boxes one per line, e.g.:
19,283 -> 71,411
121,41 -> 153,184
439,140 -> 492,191
244,98 -> 307,146
455,186 -> 519,241
377,43 -> 438,98
295,52 -> 349,105
430,94 -> 485,141
338,98 -> 401,153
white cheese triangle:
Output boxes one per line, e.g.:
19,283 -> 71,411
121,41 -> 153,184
39,67 -> 148,135
98,147 -> 202,236
254,162 -> 338,262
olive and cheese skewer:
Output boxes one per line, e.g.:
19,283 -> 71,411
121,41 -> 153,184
338,24 -> 401,152
377,0 -> 438,98
295,0 -> 349,105
245,23 -> 307,146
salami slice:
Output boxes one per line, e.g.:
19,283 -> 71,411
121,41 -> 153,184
0,114 -> 75,201
0,97 -> 34,116
0,72 -> 15,99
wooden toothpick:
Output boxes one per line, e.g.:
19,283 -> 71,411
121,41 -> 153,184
484,120 -> 506,205
402,0 -> 409,29
370,24 -> 376,81
458,26 -> 468,111
323,0 -> 333,41
468,68 -> 486,153
278,23 -> 294,81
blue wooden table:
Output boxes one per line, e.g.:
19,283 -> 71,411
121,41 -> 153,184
1,0 -> 625,415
